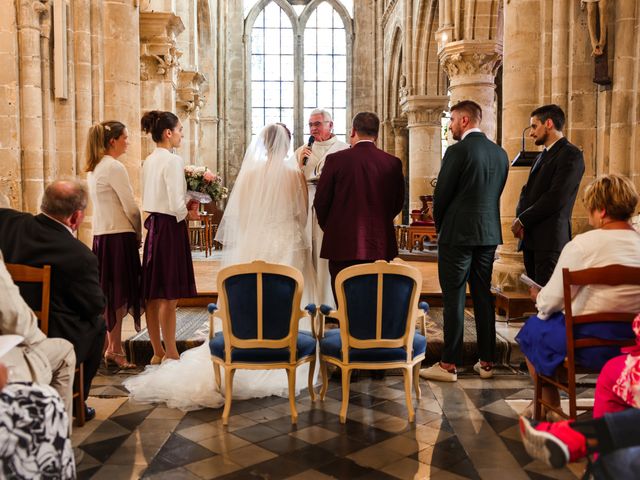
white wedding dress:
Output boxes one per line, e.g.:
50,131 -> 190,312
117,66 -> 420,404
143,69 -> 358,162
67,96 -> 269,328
124,124 -> 317,411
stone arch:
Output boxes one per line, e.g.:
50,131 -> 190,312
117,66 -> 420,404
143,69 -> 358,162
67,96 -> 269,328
414,0 -> 446,96
386,26 -> 403,121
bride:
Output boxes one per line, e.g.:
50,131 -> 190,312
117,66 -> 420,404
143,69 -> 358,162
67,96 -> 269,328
124,124 -> 316,411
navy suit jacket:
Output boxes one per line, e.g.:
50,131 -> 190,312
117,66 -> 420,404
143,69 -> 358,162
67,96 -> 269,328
433,132 -> 509,246
515,137 -> 585,252
0,209 -> 105,361
314,141 -> 404,261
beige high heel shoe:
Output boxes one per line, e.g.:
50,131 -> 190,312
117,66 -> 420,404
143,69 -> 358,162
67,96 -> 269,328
149,355 -> 164,365
104,351 -> 136,369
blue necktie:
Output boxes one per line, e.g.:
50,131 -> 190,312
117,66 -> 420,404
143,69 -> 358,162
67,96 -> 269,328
530,149 -> 547,174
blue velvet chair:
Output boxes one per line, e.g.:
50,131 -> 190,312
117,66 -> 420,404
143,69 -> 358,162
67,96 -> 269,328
208,260 -> 317,425
317,260 -> 428,423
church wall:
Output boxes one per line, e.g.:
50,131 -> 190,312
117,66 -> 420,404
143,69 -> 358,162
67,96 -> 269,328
0,3 -> 22,208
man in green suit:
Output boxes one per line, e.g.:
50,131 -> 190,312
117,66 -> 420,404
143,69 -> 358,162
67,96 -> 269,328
421,100 -> 509,382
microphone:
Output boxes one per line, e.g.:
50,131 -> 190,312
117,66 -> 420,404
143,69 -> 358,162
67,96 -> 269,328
302,135 -> 315,166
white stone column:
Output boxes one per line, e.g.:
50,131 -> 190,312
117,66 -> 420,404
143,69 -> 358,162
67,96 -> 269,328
176,69 -> 205,165
1,1 -> 25,208
439,40 -> 502,142
401,95 -> 447,211
492,0 -> 540,292
17,0 -> 50,213
391,117 -> 408,176
104,1 -> 142,196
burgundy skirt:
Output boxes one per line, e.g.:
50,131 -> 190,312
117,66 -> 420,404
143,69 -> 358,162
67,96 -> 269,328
93,232 -> 143,332
142,213 -> 197,301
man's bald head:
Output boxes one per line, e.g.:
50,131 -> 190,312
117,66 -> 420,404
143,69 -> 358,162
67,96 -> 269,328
40,179 -> 88,222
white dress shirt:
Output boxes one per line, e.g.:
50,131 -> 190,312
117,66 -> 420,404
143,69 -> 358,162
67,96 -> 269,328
142,147 -> 188,222
88,156 -> 142,238
536,229 -> 640,319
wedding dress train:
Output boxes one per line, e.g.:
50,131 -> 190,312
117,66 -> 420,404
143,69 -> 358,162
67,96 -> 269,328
124,124 -> 317,411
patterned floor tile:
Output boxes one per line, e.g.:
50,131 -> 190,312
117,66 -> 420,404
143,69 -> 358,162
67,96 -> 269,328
231,423 -> 282,443
221,443 -> 278,468
73,373 -> 583,480
183,455 -> 243,478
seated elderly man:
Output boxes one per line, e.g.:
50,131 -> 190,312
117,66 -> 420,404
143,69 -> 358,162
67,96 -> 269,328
0,251 -> 76,417
0,179 -> 106,421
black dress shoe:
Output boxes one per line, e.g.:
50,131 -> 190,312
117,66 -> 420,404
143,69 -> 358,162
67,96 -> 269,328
84,406 -> 96,421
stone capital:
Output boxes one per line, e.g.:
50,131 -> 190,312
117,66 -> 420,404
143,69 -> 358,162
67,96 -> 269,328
401,95 -> 448,127
139,12 -> 185,81
177,69 -> 207,115
17,0 -> 50,34
390,117 -> 407,135
439,40 -> 503,87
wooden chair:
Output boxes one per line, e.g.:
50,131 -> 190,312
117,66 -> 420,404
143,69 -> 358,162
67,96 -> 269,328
317,260 -> 428,423
207,260 -> 317,425
5,264 -> 51,334
5,263 -> 86,427
534,265 -> 640,420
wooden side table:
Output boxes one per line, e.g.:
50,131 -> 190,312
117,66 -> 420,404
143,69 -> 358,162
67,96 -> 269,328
493,288 -> 536,322
408,225 -> 437,252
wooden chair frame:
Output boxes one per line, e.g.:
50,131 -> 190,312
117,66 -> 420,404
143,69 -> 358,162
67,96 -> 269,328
5,263 -> 86,426
534,265 -> 640,420
5,263 -> 51,334
209,260 -> 317,425
318,260 -> 425,423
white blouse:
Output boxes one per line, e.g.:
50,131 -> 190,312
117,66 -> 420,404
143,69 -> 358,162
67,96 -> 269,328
88,156 -> 142,237
141,147 -> 188,222
536,228 -> 640,319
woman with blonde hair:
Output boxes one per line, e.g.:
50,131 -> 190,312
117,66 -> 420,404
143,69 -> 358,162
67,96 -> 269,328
86,121 -> 142,369
517,174 -> 640,418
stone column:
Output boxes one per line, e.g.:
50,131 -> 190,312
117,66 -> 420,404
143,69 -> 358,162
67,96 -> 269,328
392,117 -> 409,225
104,1 -> 142,196
391,117 -> 408,176
176,69 -> 205,165
382,119 -> 394,156
0,1 -> 23,208
401,95 -> 448,211
73,0 -> 92,176
491,0 -> 540,292
439,40 -> 502,141
16,0 -> 49,213
139,11 -> 184,157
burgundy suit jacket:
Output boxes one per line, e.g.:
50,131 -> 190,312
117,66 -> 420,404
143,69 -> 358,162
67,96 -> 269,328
314,141 -> 404,261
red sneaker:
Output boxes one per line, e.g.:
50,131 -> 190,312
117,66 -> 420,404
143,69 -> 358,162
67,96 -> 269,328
519,416 -> 587,468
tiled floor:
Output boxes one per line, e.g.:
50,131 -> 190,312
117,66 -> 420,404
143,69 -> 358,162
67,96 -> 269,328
74,369 -> 587,479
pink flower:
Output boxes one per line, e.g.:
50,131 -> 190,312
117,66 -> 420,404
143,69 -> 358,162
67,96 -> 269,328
203,171 -> 215,182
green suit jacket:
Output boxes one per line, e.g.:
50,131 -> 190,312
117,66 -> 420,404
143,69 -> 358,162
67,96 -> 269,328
433,131 -> 509,246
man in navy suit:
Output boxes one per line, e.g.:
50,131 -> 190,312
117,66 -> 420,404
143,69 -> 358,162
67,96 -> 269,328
511,104 -> 585,286
0,180 -> 106,421
314,111 -> 404,302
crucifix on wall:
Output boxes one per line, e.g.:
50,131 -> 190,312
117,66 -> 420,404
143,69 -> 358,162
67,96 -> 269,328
582,0 -> 611,85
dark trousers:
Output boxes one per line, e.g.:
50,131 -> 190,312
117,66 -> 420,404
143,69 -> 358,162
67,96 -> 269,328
328,259 -> 372,306
522,248 -> 561,287
438,244 -> 497,365
77,327 -> 106,400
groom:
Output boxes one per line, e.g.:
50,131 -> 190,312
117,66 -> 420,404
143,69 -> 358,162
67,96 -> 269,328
314,111 -> 405,302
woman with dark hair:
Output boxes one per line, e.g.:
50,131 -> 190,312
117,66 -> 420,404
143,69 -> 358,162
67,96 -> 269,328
123,123 -> 314,410
86,121 -> 142,369
137,111 -> 199,364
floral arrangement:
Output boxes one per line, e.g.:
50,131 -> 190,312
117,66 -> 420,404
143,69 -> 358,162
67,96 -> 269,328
184,165 -> 228,203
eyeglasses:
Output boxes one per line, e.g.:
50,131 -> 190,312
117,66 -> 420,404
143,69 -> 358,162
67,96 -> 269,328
308,121 -> 330,128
